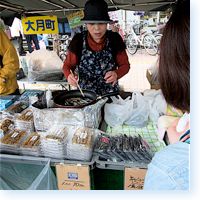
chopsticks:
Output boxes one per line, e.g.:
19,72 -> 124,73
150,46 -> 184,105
70,70 -> 85,97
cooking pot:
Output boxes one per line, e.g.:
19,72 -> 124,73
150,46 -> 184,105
53,89 -> 119,108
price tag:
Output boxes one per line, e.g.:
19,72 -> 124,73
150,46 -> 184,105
11,131 -> 19,138
56,164 -> 90,190
30,135 -> 38,141
124,167 -> 147,190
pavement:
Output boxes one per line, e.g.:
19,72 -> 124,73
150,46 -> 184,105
119,49 -> 158,92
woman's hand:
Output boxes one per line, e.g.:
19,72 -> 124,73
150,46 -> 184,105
67,73 -> 78,87
104,71 -> 118,86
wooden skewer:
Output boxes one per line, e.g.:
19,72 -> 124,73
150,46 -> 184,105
70,70 -> 85,97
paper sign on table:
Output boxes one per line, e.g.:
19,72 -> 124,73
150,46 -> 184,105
124,167 -> 147,190
56,164 -> 90,190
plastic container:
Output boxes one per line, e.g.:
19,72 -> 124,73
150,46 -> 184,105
0,99 -> 14,111
0,118 -> 14,134
15,109 -> 35,132
40,126 -> 68,159
3,101 -> 28,116
20,132 -> 41,156
31,98 -> 107,131
66,126 -> 100,162
94,133 -> 153,169
0,129 -> 27,154
95,156 -> 148,170
0,95 -> 19,111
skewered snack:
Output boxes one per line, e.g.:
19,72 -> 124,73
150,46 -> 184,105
44,126 -> 68,142
1,129 -> 26,145
45,134 -> 63,142
16,110 -> 33,121
21,132 -> 40,148
64,97 -> 92,106
40,126 -> 68,159
0,118 -> 14,133
72,127 -> 93,148
15,109 -> 34,131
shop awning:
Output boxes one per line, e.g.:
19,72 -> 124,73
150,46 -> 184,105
0,0 -> 176,18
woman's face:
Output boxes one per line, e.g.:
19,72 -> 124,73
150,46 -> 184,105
86,23 -> 107,43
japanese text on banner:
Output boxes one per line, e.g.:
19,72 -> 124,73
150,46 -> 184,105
22,16 -> 59,34
67,11 -> 84,29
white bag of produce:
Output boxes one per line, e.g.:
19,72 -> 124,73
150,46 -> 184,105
124,92 -> 149,127
27,49 -> 64,81
104,95 -> 132,127
26,49 -> 63,71
105,93 -> 150,128
143,89 -> 167,122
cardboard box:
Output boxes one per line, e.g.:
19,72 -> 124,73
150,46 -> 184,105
56,164 -> 90,190
124,168 -> 147,190
146,69 -> 160,90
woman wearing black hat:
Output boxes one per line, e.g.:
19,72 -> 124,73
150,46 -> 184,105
63,0 -> 130,96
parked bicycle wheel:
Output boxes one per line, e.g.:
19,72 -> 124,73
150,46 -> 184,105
126,34 -> 138,55
143,34 -> 158,56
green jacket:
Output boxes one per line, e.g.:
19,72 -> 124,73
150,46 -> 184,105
0,30 -> 19,95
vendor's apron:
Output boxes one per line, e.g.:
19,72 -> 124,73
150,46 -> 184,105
77,34 -> 119,96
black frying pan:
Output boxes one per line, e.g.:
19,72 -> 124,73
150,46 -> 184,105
53,89 -> 119,108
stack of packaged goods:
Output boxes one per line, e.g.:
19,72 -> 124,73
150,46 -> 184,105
15,109 -> 34,132
66,127 -> 98,162
20,132 -> 41,156
40,126 -> 68,159
94,133 -> 153,165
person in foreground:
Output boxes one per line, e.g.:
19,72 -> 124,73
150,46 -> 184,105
63,0 -> 130,95
0,19 -> 20,95
144,0 -> 190,190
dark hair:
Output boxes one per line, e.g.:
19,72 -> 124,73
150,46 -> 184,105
159,0 -> 190,112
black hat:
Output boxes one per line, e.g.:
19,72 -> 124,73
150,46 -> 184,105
81,0 -> 112,23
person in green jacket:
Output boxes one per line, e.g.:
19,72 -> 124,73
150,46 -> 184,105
0,19 -> 20,95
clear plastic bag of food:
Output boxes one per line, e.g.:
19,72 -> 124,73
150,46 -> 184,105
124,92 -> 150,127
0,129 -> 27,154
15,109 -> 34,132
0,118 -> 14,134
3,101 -> 28,116
40,126 -> 68,159
20,132 -> 41,156
66,126 -> 99,161
94,133 -> 153,164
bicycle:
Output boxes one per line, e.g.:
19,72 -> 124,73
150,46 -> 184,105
125,26 -> 161,56
58,35 -> 72,61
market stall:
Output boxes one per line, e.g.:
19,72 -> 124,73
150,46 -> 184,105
0,0 -> 179,191
0,88 -> 168,190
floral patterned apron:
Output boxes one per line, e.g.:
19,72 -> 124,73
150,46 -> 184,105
77,33 -> 119,96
